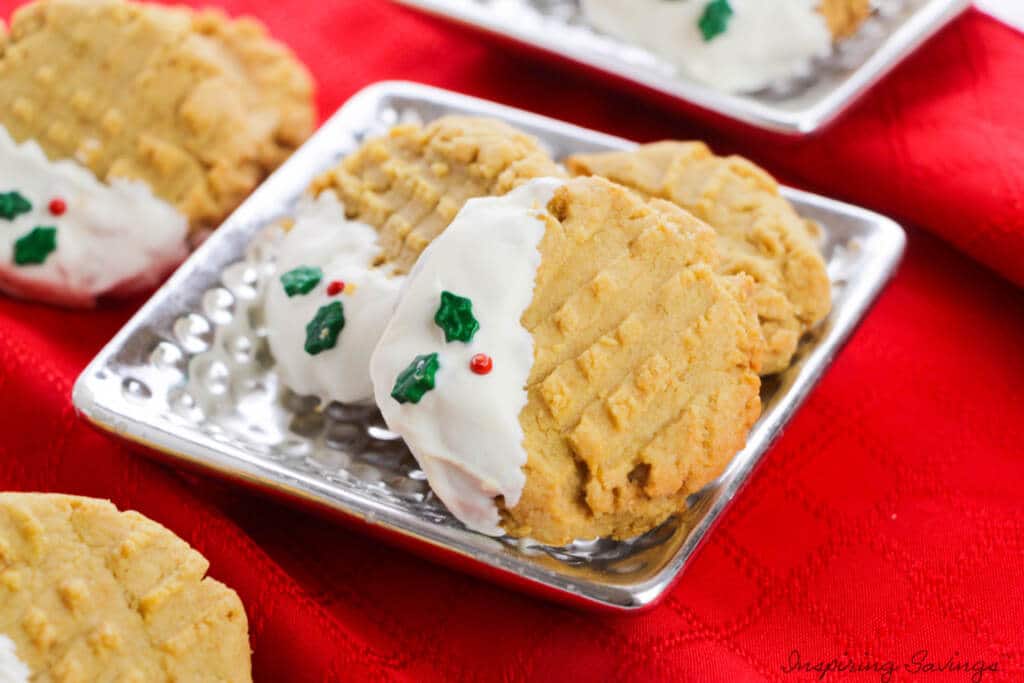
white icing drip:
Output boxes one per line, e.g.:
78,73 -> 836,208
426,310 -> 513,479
581,0 -> 833,93
0,635 -> 29,683
265,191 -> 405,404
370,178 -> 563,536
0,125 -> 188,307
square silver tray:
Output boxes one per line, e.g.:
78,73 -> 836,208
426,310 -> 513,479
72,81 -> 905,611
393,0 -> 970,134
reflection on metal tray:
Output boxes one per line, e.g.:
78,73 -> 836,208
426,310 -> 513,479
392,0 -> 970,134
73,81 -> 905,611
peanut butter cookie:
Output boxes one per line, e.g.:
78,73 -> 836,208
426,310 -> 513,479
264,116 -> 563,404
567,142 -> 831,374
309,115 -> 564,273
0,493 -> 251,682
371,176 -> 763,544
0,0 -> 315,233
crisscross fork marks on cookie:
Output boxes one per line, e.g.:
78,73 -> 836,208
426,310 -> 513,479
567,142 -> 831,375
503,177 -> 763,544
311,115 -> 563,273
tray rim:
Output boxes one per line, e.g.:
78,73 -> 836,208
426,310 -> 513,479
72,80 -> 906,612
391,0 -> 971,135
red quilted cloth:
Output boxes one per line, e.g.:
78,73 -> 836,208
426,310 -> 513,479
1,1 -> 1023,681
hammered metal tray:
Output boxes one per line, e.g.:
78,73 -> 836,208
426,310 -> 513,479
393,0 -> 970,134
72,81 -> 905,611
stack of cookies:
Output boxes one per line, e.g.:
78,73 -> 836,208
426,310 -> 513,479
264,114 -> 832,545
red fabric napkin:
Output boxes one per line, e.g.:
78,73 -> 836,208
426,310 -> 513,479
1,1 -> 1023,681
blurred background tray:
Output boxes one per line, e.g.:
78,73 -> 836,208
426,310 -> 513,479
393,0 -> 970,134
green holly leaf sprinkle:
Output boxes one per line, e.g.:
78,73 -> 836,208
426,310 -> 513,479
304,301 -> 345,355
698,0 -> 733,42
13,226 -> 57,265
281,265 -> 323,297
434,291 -> 479,343
0,191 -> 32,221
391,353 -> 440,405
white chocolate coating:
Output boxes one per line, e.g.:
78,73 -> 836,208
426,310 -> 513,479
370,178 -> 563,536
0,635 -> 29,683
0,126 -> 188,307
582,0 -> 833,93
265,191 -> 404,404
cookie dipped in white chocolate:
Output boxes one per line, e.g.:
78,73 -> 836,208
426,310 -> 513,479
0,127 -> 188,307
581,0 -> 833,93
0,635 -> 29,683
370,178 -> 563,536
265,191 -> 405,404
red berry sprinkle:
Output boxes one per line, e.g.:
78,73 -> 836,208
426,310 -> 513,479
326,280 -> 345,296
469,354 -> 493,375
48,198 -> 67,216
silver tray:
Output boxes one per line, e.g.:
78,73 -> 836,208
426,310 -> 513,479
72,81 -> 905,611
393,0 -> 970,134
